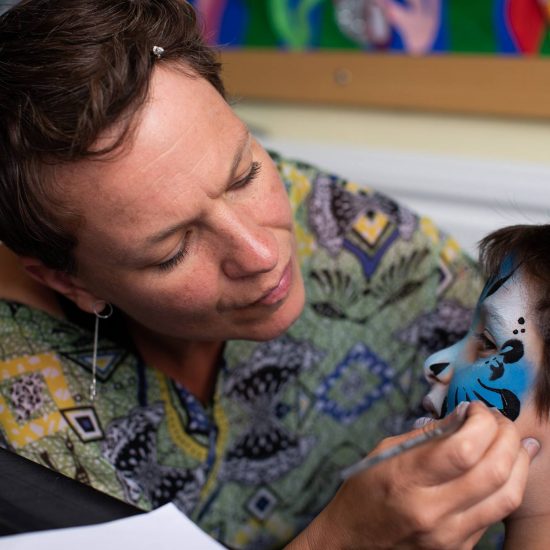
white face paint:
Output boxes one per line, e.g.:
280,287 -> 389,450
420,263 -> 543,423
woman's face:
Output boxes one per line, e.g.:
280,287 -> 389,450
421,261 -> 543,423
55,66 -> 305,343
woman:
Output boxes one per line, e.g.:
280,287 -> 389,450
0,1 -> 538,548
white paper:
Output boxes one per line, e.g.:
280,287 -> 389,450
2,503 -> 225,549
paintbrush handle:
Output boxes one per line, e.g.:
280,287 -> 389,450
340,412 -> 467,481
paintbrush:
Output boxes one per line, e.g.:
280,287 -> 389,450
340,409 -> 467,480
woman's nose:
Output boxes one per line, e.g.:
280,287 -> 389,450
219,212 -> 279,279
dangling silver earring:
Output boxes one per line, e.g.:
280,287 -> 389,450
90,301 -> 113,402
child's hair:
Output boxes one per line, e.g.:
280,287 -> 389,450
479,224 -> 550,418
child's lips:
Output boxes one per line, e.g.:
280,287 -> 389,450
421,383 -> 450,419
414,395 -> 442,429
422,395 -> 440,417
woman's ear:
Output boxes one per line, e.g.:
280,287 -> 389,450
20,257 -> 102,314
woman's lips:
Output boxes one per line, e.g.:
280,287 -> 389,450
226,261 -> 294,311
255,261 -> 292,306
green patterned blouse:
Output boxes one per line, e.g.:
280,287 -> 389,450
0,153 -> 484,549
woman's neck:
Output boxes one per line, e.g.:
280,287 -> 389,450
0,246 -> 64,317
128,320 -> 224,404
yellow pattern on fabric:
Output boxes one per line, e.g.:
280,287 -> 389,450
352,211 -> 390,246
286,165 -> 311,213
286,164 -> 316,261
442,237 -> 461,264
0,353 -> 75,447
156,371 -> 208,462
420,216 -> 440,244
200,394 -> 229,499
294,222 -> 316,261
266,514 -> 294,543
233,514 -> 293,548
234,517 -> 262,547
345,181 -> 371,194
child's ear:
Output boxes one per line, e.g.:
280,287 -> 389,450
20,257 -> 102,314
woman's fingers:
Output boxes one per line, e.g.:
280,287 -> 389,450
434,412 -> 534,516
452,438 -> 537,534
411,441 -> 535,550
298,402 -> 539,550
387,402 -> 502,487
417,442 -> 534,549
360,403 -> 537,548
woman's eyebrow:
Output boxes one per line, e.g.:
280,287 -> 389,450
145,220 -> 188,246
142,128 -> 251,248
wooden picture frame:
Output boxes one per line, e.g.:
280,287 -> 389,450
220,50 -> 550,119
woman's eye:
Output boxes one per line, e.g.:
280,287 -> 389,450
156,238 -> 190,272
233,161 -> 261,190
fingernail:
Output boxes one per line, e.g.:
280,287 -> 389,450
521,437 -> 541,459
455,401 -> 470,419
414,417 -> 435,429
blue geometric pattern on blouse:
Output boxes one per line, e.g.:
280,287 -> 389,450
343,230 -> 399,278
173,382 -> 212,435
315,343 -> 394,425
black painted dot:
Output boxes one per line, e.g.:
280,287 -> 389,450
519,317 -> 525,324
521,329 -> 526,333
513,330 -> 518,334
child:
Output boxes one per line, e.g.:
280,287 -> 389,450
420,224 -> 550,549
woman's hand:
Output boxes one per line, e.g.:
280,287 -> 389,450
287,402 -> 540,550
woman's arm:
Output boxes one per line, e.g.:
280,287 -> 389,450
286,402 -> 538,550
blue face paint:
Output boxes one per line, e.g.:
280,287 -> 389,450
423,259 -> 539,422
445,337 -> 531,420
477,254 -> 516,303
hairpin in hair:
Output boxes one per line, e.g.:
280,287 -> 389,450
152,45 -> 165,59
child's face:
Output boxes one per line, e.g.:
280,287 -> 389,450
422,260 -> 543,422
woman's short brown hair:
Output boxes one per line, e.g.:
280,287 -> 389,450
0,0 -> 224,272
479,224 -> 550,418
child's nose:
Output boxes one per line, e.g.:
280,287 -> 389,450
424,360 -> 454,385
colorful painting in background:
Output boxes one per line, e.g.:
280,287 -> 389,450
189,0 -> 550,55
